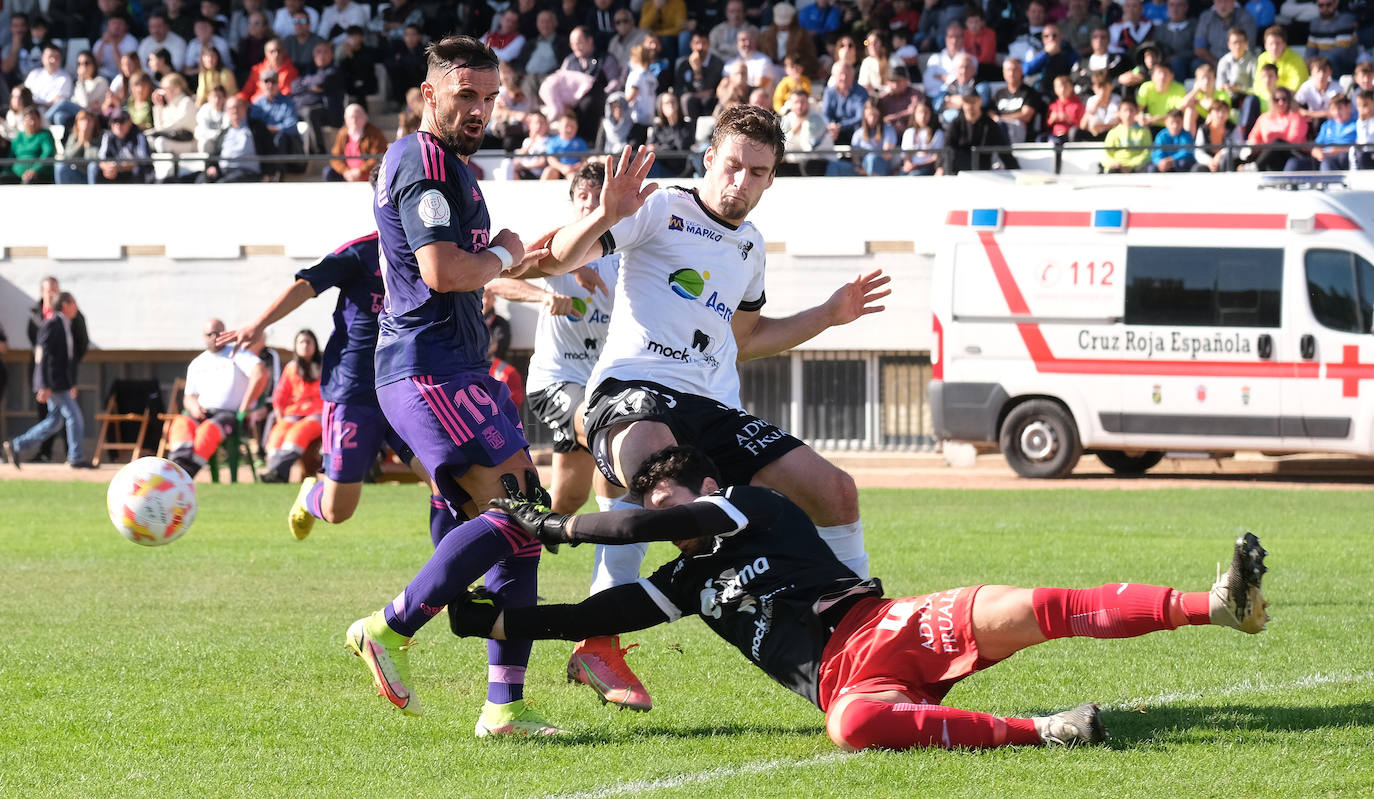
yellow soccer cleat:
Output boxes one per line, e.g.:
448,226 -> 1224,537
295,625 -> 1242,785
345,611 -> 421,716
288,476 -> 318,541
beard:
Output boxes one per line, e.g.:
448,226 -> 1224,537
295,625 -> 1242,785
432,110 -> 484,157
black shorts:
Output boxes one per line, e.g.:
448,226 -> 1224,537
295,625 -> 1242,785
526,381 -> 587,454
584,378 -> 805,488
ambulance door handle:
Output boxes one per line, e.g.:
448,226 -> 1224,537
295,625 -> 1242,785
1301,334 -> 1316,360
1257,334 -> 1273,360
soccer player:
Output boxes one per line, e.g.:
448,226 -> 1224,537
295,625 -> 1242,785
440,446 -> 1270,751
217,232 -> 426,541
352,33 -> 558,737
533,105 -> 890,711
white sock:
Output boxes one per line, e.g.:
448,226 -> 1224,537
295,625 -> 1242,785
816,520 -> 868,578
594,495 -> 618,513
589,541 -> 649,594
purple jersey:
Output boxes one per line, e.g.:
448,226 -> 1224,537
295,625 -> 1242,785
296,232 -> 385,406
373,131 -> 493,387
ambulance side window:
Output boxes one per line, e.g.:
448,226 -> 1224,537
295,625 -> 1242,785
1124,247 -> 1283,328
1305,250 -> 1374,333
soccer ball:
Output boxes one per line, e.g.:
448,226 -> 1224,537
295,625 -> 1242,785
107,457 -> 198,546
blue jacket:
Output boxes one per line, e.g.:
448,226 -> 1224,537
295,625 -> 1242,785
1151,128 -> 1194,166
252,92 -> 299,130
1316,117 -> 1358,146
799,3 -> 842,36
822,84 -> 869,137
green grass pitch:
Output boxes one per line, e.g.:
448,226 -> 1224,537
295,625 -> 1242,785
2,480 -> 1371,798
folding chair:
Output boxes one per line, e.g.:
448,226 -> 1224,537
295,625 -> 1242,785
92,378 -> 163,466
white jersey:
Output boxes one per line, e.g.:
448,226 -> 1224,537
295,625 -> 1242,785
185,347 -> 261,411
526,254 -> 620,393
588,186 -> 767,408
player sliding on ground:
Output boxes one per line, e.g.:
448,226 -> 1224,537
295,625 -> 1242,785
348,445 -> 1270,750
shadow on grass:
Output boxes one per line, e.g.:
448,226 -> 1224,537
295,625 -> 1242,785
1103,702 -> 1374,745
527,720 -> 827,747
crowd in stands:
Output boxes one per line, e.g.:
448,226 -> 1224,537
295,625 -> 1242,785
4,0 -> 1374,182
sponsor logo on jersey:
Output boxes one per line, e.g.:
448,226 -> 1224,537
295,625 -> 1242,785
737,240 -> 754,261
417,189 -> 451,228
692,329 -> 711,352
668,215 -> 724,242
647,339 -> 692,361
698,557 -> 771,619
668,268 -> 708,299
565,297 -> 588,320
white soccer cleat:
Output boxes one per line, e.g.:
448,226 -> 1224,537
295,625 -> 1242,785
1210,532 -> 1269,634
1034,702 -> 1108,747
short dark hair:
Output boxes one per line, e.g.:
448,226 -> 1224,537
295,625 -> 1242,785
55,291 -> 75,308
569,161 -> 605,199
709,103 -> 785,168
630,446 -> 722,497
1264,24 -> 1287,42
426,34 -> 499,80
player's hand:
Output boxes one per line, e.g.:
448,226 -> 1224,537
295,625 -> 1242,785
492,228 -> 528,273
600,145 -> 658,224
544,293 -> 578,317
447,588 -> 502,638
215,323 -> 262,355
826,269 -> 891,326
36,388 -> 51,403
489,497 -> 575,549
572,264 -> 609,296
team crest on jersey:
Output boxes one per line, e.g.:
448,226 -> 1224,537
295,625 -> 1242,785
418,189 -> 451,228
737,240 -> 754,261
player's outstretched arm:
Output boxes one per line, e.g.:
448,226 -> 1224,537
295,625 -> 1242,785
216,278 -> 318,354
450,583 -> 672,642
542,145 -> 657,275
732,270 -> 891,361
486,277 -> 580,317
490,497 -> 739,548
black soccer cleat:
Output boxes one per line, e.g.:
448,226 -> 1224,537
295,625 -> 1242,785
1210,532 -> 1269,634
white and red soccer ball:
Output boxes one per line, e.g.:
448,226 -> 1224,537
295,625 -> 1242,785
106,457 -> 198,546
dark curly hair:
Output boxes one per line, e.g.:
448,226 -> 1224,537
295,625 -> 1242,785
629,445 -> 723,497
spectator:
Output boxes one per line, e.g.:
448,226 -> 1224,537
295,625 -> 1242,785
759,2 -> 818,79
878,64 -> 922,135
1242,61 -> 1282,133
831,95 -> 899,175
273,0 -> 321,41
562,25 -> 623,135
336,26 -> 377,106
293,41 -> 346,151
779,88 -> 834,176
1194,98 -> 1242,170
1079,69 -> 1123,140
597,90 -> 637,152
282,11 -> 327,73
937,53 -> 986,123
1152,0 -> 1198,80
1350,61 -> 1374,101
963,9 -> 999,82
324,103 -> 386,181
195,84 -> 230,152
1149,108 -> 1195,170
24,44 -> 72,126
515,11 -> 568,81
608,8 -> 648,70
2,105 -> 55,184
201,0 -> 231,32
1101,98 -> 1151,171
2,13 -> 40,85
1182,62 -> 1229,132
856,31 -> 898,96
148,73 -> 197,154
1217,26 -> 1257,98
541,110 -> 589,179
1353,91 -> 1374,167
772,55 -> 812,112
318,0 -> 370,46
993,58 -> 1044,143
1195,0 -> 1257,69
1308,0 -> 1360,77
923,24 -> 967,99
1286,92 -> 1356,168
486,10 -> 529,64
93,14 -> 138,81
1116,42 -> 1162,94
1071,29 -> 1127,94
64,51 -> 109,117
1045,73 -> 1087,141
890,28 -> 920,73
647,89 -> 694,176
1247,0 -> 1278,28
555,0 -> 585,37
1246,86 -> 1307,169
250,70 -> 302,157
584,0 -> 622,51
57,110 -> 102,184
235,12 -> 272,76
139,13 -> 188,74
900,102 -> 944,176
147,48 -> 178,85
163,0 -> 198,41
1277,0 -> 1322,25
1059,0 -> 1099,56
710,0 -> 758,63
376,0 -> 424,46
185,17 -> 235,79
1008,0 -> 1051,63
915,0 -> 966,52
674,30 -> 723,123
260,329 -> 323,483
5,292 -> 92,470
624,44 -> 659,128
1109,0 -> 1153,55
1137,62 -> 1187,128
395,109 -> 420,140
488,62 -> 535,150
229,0 -> 268,48
3,86 -> 32,139
197,96 -> 262,182
1144,0 -> 1171,25
827,33 -> 861,84
125,73 -> 156,130
506,109 -> 550,179
725,28 -> 776,92
195,46 -> 239,107
823,60 -> 868,144
164,318 -> 268,479
239,38 -> 299,103
800,0 -> 845,54
1295,57 -> 1340,121
888,0 -> 922,37
641,35 -> 672,93
92,108 -> 152,183
944,88 -> 1020,172
1025,23 -> 1079,96
1256,25 -> 1308,91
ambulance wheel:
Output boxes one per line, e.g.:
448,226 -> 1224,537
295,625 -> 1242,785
1096,450 -> 1165,475
999,400 -> 1082,479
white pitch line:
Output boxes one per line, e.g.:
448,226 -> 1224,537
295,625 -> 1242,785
534,670 -> 1372,799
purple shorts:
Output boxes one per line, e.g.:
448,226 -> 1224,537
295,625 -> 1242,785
321,401 -> 412,484
377,370 -> 528,510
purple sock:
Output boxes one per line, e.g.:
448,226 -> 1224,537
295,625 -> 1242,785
305,480 -> 326,520
384,510 -> 532,638
429,494 -> 454,548
483,540 -> 542,704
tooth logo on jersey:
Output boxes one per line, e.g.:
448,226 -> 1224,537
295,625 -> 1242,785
668,215 -> 724,241
692,329 -> 711,352
417,189 -> 451,228
668,268 -> 709,300
737,240 -> 754,261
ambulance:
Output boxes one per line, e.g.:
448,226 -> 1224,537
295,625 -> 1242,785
928,173 -> 1374,477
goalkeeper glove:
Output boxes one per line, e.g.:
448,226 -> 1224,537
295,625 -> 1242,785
448,588 -> 502,638
489,497 -> 575,550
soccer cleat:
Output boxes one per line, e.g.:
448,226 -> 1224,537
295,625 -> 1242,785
1210,532 -> 1269,634
566,636 -> 652,712
4,440 -> 20,471
1034,702 -> 1108,747
345,611 -> 421,716
474,699 -> 565,737
288,476 -> 317,541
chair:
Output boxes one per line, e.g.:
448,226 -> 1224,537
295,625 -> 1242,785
156,377 -> 257,483
92,378 -> 164,466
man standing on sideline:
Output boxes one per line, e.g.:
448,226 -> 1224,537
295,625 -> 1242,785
6,292 -> 94,470
23,276 -> 88,465
346,34 -> 560,738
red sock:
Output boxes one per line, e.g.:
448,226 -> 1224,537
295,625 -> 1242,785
833,698 -> 1042,750
1178,591 -> 1212,625
1033,583 -> 1179,640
